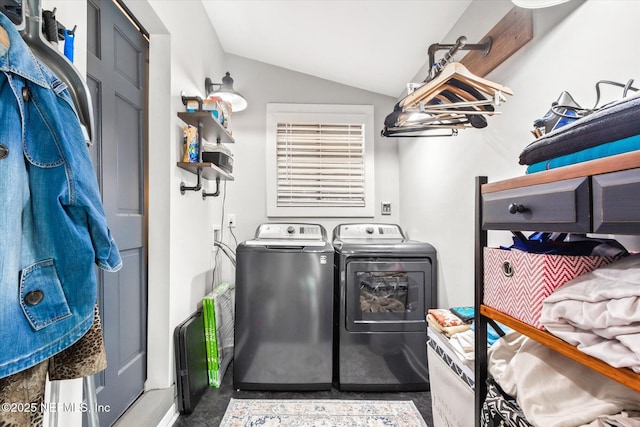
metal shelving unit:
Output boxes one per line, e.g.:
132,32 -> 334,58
177,96 -> 234,199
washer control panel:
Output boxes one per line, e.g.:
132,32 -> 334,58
256,223 -> 324,240
335,224 -> 404,239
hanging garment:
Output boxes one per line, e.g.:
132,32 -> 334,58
48,305 -> 107,381
0,306 -> 107,426
0,359 -> 48,426
0,12 -> 121,379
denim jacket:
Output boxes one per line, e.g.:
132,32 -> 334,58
0,13 -> 121,379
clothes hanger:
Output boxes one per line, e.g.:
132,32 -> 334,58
382,100 -> 478,137
382,36 -> 513,137
384,80 -> 502,133
399,62 -> 513,110
381,124 -> 460,138
20,0 -> 94,143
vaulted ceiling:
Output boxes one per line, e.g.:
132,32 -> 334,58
202,0 -> 473,98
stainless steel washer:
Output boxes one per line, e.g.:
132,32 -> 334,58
333,223 -> 437,391
234,223 -> 333,390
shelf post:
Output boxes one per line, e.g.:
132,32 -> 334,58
180,167 -> 202,194
475,175 -> 488,426
202,177 -> 221,199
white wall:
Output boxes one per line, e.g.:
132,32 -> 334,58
221,54 -> 400,247
398,0 -> 640,308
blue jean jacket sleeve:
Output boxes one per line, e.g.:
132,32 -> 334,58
26,65 -> 123,273
50,87 -> 123,272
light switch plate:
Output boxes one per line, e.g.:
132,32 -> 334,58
381,202 -> 391,215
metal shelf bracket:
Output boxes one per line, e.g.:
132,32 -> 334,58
202,177 -> 221,199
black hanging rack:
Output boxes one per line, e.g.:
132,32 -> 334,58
381,35 -> 511,138
425,36 -> 492,84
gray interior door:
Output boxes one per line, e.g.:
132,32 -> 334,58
86,0 -> 148,425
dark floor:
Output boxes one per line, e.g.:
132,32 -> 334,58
173,363 -> 433,427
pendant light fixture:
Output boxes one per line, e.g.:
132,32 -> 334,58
511,0 -> 570,8
205,72 -> 248,112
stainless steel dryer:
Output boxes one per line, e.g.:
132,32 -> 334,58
234,223 -> 333,390
333,223 -> 437,391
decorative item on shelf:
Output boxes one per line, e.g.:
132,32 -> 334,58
202,141 -> 233,174
381,36 -> 514,138
186,95 -> 231,129
218,99 -> 231,130
183,124 -> 199,163
205,72 -> 247,112
186,97 -> 218,112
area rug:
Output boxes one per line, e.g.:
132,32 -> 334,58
219,398 -> 428,426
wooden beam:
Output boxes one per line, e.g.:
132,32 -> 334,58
461,7 -> 533,78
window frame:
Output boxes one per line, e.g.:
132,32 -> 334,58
266,103 -> 375,218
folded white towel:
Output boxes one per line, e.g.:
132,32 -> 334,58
541,254 -> 640,372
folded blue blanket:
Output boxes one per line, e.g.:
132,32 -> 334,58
519,94 -> 640,165
471,321 -> 513,346
450,306 -> 474,323
526,133 -> 640,173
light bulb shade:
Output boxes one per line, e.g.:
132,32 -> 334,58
214,91 -> 248,112
511,0 -> 570,8
206,72 -> 248,112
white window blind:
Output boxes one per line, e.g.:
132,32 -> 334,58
276,122 -> 365,208
266,104 -> 375,218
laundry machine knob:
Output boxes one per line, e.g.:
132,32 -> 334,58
287,225 -> 296,234
366,226 -> 374,234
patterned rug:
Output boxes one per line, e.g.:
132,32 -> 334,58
219,398 -> 428,426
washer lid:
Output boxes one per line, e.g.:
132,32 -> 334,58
244,239 -> 328,247
332,223 -> 436,255
333,223 -> 406,240
246,223 -> 328,247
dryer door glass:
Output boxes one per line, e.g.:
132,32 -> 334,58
345,259 -> 432,332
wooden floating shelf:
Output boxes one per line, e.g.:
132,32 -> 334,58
176,162 -> 234,181
480,305 -> 640,393
177,111 -> 235,144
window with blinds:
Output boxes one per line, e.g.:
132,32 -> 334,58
276,122 -> 365,208
266,104 -> 375,217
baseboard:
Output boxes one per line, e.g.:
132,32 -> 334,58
113,386 -> 175,427
157,403 -> 178,427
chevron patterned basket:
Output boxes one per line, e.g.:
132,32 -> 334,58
483,248 -> 620,329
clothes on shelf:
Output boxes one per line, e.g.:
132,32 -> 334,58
541,254 -> 640,373
520,92 -> 640,172
427,307 -> 512,369
488,332 -> 640,427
